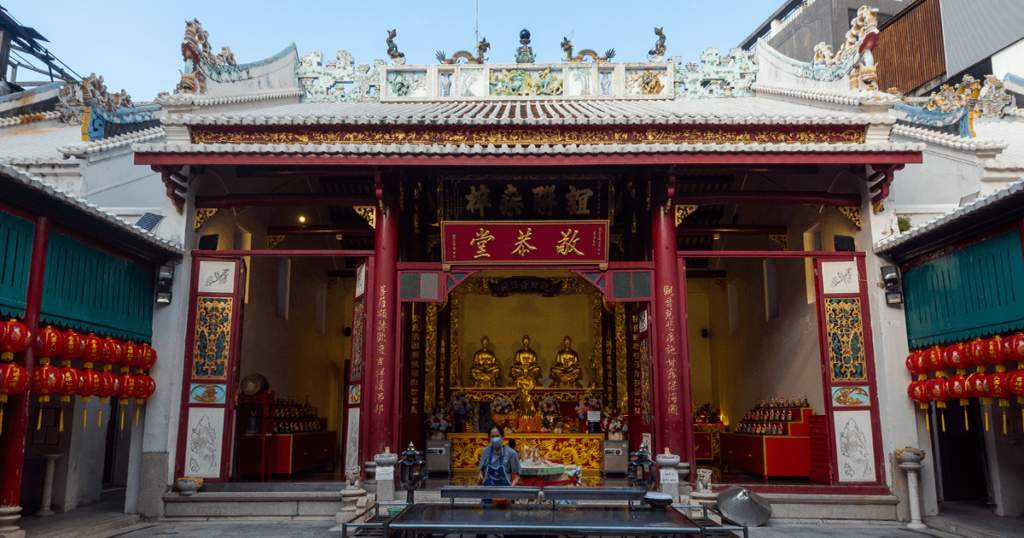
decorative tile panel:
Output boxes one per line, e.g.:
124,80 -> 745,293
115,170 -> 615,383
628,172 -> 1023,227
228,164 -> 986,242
192,297 -> 233,380
826,298 -> 867,382
189,383 -> 227,404
834,410 -> 876,482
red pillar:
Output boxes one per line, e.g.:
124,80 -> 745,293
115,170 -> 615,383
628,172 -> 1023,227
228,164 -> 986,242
651,183 -> 691,461
0,216 -> 48,527
368,196 -> 399,456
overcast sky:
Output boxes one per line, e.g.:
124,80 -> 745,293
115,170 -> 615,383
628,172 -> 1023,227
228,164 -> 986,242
4,0 -> 782,100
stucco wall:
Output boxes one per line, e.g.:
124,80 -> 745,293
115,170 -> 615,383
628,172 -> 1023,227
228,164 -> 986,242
686,286 -> 714,407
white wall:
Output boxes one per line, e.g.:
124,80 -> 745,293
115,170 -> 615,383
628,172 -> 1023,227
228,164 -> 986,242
686,285 -> 714,407
991,37 -> 1024,80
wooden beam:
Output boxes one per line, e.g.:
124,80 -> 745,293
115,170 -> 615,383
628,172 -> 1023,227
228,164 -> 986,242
193,249 -> 373,257
266,226 -> 373,236
195,194 -> 376,209
672,165 -> 820,175
674,191 -> 860,207
684,269 -> 727,279
676,225 -> 787,236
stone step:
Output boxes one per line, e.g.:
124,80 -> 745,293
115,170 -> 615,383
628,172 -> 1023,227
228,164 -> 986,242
162,491 -> 345,520
761,493 -> 899,521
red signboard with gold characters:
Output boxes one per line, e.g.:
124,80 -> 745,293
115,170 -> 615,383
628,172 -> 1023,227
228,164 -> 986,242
441,221 -> 608,266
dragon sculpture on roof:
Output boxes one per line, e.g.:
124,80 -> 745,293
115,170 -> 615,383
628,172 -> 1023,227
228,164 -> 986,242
648,28 -> 667,62
560,37 -> 615,63
175,19 -> 236,94
386,29 -> 405,65
437,38 -> 490,65
811,6 -> 879,90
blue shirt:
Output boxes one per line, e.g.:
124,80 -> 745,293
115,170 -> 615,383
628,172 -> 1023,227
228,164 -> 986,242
478,444 -> 522,475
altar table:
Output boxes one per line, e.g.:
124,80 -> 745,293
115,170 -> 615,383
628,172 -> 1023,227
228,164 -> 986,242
448,433 -> 605,475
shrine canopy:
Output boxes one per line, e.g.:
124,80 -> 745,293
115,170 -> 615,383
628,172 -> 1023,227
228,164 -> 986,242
135,19 -> 923,174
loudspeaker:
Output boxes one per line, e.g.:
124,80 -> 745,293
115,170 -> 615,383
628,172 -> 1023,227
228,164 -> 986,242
834,235 -> 856,252
197,234 -> 219,250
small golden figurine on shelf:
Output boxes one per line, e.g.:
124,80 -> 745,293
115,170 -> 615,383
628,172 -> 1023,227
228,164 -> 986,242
550,335 -> 583,388
469,336 -> 502,388
508,335 -> 542,386
516,375 -> 538,418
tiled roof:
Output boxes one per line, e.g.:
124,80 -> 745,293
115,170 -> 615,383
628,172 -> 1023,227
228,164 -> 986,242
874,176 -> 1024,254
160,98 -> 890,128
891,125 -> 1009,152
134,141 -> 922,156
59,127 -> 166,157
0,111 -> 61,128
0,126 -> 81,159
0,161 -> 183,256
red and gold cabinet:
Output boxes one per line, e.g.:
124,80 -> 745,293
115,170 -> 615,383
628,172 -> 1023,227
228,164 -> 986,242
720,407 -> 813,478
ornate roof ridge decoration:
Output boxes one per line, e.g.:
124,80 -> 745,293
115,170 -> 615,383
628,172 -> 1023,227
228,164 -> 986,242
386,30 -> 405,65
296,50 -> 386,103
560,36 -> 615,63
873,177 -> 1024,254
0,162 -> 184,255
751,82 -> 899,108
155,88 -> 302,108
2,157 -> 75,166
59,126 -> 166,157
437,37 -> 491,65
516,29 -> 535,64
0,110 -> 61,128
174,18 -> 297,94
890,124 -> 1008,153
895,74 -> 1014,137
648,28 -> 667,63
134,140 -> 924,156
672,47 -> 757,99
55,76 -> 160,140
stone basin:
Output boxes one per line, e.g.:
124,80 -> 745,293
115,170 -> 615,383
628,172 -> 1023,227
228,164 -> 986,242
519,464 -> 565,477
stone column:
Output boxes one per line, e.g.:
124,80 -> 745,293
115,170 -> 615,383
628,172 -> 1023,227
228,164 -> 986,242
896,448 -> 928,530
374,450 -> 398,503
36,454 -> 63,516
0,216 -> 49,538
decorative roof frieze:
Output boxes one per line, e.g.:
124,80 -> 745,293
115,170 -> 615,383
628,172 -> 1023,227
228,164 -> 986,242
890,125 -> 1008,153
896,74 -> 1015,137
296,50 -> 386,103
173,19 -> 297,95
0,111 -> 61,128
60,126 -> 165,157
672,47 -> 757,99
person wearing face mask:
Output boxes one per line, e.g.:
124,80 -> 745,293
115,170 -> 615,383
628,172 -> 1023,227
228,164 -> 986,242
476,424 -> 521,504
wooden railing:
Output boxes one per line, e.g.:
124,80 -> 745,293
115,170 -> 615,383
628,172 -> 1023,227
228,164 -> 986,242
875,0 -> 946,95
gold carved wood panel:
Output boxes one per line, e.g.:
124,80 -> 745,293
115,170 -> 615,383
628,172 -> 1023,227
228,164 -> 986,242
448,433 -> 604,473
192,297 -> 233,381
825,298 -> 867,381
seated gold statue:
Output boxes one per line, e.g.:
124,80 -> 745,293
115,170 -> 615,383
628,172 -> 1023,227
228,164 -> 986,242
508,335 -> 542,386
516,375 -> 538,417
469,336 -> 502,388
550,335 -> 583,388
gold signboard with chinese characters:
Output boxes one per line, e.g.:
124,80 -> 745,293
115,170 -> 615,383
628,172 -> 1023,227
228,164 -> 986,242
441,221 -> 608,267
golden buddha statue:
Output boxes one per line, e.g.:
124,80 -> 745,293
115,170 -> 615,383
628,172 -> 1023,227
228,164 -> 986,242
551,336 -> 583,388
516,375 -> 538,417
469,336 -> 502,388
508,335 -> 542,386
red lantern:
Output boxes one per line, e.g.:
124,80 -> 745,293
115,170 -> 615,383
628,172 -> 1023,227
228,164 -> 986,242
1,319 -> 32,362
981,336 -> 1008,368
31,363 -> 65,403
135,375 -> 155,403
925,345 -> 947,372
121,342 -> 140,372
79,369 -> 100,402
34,326 -> 64,361
928,377 -> 951,407
966,338 -> 986,370
908,380 -> 931,409
1004,333 -> 1024,368
117,374 -> 140,401
947,374 -> 970,404
57,366 -> 84,403
138,344 -> 157,372
100,338 -> 124,371
95,371 -> 118,403
59,330 -> 85,362
944,343 -> 967,371
81,334 -> 110,368
0,362 -> 30,403
906,351 -> 929,380
967,372 -> 993,402
991,371 -> 1012,403
1008,369 -> 1024,403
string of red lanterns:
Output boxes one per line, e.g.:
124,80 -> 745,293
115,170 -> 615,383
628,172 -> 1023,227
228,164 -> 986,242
906,333 -> 1024,435
0,318 -> 158,435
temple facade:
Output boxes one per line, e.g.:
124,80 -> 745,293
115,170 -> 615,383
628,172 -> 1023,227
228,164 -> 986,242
1,5 -> 1022,534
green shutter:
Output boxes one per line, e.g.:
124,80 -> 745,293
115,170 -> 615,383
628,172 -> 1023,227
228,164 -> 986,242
904,230 -> 1024,348
0,210 -> 33,318
40,231 -> 153,342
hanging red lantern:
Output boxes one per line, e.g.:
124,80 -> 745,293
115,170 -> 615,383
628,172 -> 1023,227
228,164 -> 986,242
1004,333 -> 1024,369
928,376 -> 951,407
967,372 -> 994,404
31,363 -> 65,403
100,338 -> 124,371
34,326 -> 64,360
990,371 -> 1012,403
947,373 -> 970,405
82,334 -> 108,365
117,374 -> 140,401
0,321 -> 7,351
925,345 -> 947,372
981,336 -> 1008,369
95,371 -> 118,403
57,366 -> 84,403
908,380 -> 931,409
137,344 -> 157,373
79,369 -> 100,402
59,330 -> 85,362
135,375 -> 155,404
121,342 -> 141,373
906,351 -> 929,380
1,319 -> 32,362
0,363 -> 30,403
965,338 -> 986,371
1008,369 -> 1024,404
944,343 -> 967,371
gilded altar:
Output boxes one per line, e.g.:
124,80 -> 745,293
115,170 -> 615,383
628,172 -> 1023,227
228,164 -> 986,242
449,433 -> 605,476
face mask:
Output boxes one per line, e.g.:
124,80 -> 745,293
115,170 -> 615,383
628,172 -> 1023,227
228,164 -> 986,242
490,436 -> 502,448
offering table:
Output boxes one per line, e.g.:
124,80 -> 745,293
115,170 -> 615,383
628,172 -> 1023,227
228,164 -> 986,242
448,432 -> 604,476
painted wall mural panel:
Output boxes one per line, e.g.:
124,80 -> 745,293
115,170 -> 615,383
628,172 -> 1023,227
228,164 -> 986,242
189,383 -> 227,404
825,298 -> 867,381
345,408 -> 361,470
197,261 -> 236,294
833,410 -> 876,482
832,386 -> 870,407
186,407 -> 225,478
192,297 -> 233,380
820,261 -> 859,295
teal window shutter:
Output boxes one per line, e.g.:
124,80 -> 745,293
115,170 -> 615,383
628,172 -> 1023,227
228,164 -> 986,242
0,210 -> 33,318
40,231 -> 154,342
904,230 -> 1024,348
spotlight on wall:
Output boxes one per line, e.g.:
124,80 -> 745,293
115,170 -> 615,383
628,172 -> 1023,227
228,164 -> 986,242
155,265 -> 174,305
881,265 -> 902,305
299,216 -> 306,223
